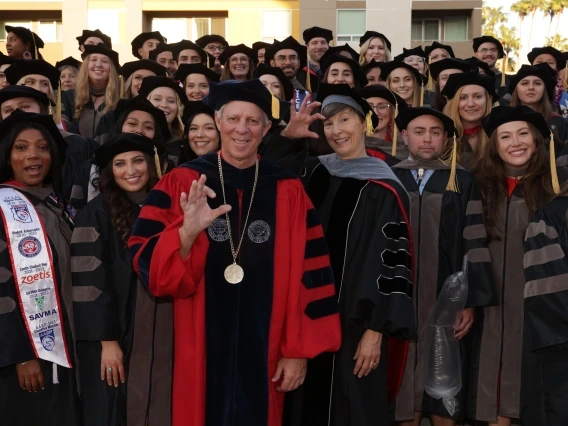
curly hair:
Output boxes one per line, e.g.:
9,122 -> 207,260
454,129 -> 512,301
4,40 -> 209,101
96,153 -> 159,245
472,123 -> 557,240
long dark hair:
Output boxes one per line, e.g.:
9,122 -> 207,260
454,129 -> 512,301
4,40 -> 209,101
181,112 -> 221,163
97,154 -> 159,245
110,109 -> 167,144
0,122 -> 64,198
472,123 -> 557,240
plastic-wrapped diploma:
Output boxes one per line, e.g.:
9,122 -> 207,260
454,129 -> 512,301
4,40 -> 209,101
423,257 -> 469,416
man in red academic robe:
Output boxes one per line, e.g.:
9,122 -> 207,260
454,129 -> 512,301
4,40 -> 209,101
128,79 -> 341,426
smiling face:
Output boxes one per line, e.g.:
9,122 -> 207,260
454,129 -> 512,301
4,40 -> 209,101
326,62 -> 355,87
10,128 -> 52,187
156,51 -> 177,78
323,106 -> 367,160
365,67 -> 381,86
495,121 -> 536,171
308,37 -> 329,63
215,101 -> 271,168
389,68 -> 415,103
271,48 -> 300,78
403,115 -> 447,161
185,73 -> 210,101
60,67 -> 77,91
138,39 -> 161,60
458,85 -> 489,125
429,48 -> 451,63
88,54 -> 111,85
1,97 -> 42,120
365,96 -> 393,133
121,110 -> 156,139
148,86 -> 178,124
533,53 -> 557,70
112,151 -> 150,193
6,32 -> 29,58
188,113 -> 220,156
364,38 -> 386,63
474,42 -> 499,68
20,75 -> 52,96
259,74 -> 283,99
130,69 -> 157,97
516,76 -> 546,107
229,54 -> 250,79
178,49 -> 202,65
438,68 -> 464,92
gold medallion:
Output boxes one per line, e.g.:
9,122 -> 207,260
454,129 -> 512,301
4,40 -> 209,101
224,263 -> 244,284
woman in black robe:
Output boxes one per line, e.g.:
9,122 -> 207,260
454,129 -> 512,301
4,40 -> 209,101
288,83 -> 416,426
71,133 -> 173,426
0,110 -> 80,426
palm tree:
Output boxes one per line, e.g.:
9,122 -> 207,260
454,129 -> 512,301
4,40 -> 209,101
552,0 -> 568,41
546,35 -> 568,51
544,0 -> 557,39
511,0 -> 532,63
527,0 -> 548,50
482,5 -> 507,36
501,25 -> 521,72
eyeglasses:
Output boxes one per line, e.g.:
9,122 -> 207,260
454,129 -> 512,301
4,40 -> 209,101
371,103 -> 392,113
230,56 -> 249,64
206,45 -> 226,52
276,55 -> 299,62
404,57 -> 425,65
479,48 -> 498,54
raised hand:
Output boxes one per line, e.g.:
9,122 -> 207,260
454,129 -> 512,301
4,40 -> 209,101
280,93 -> 325,140
179,174 -> 231,257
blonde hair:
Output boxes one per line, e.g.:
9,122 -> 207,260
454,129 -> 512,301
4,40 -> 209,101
220,57 -> 255,81
359,37 -> 392,66
386,72 -> 421,107
146,91 -> 185,141
73,54 -> 120,119
442,85 -> 492,163
123,74 -> 135,99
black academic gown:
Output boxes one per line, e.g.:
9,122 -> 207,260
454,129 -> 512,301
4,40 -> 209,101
61,89 -> 107,139
0,184 -> 80,426
71,193 -> 173,426
392,164 -> 497,422
521,196 -> 568,426
288,156 -> 416,426
61,131 -> 98,201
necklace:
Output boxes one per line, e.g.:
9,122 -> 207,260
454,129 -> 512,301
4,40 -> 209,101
217,153 -> 259,284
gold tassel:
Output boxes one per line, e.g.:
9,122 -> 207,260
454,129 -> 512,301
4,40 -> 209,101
305,52 -> 312,93
420,82 -> 424,106
366,110 -> 374,136
391,102 -> 399,157
445,134 -> 459,192
550,132 -> 560,194
501,57 -> 507,87
154,146 -> 163,179
270,90 -> 280,120
55,81 -> 62,125
119,75 -> 125,98
427,56 -> 433,92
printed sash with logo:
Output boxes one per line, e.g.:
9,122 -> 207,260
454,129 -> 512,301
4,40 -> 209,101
0,188 -> 71,368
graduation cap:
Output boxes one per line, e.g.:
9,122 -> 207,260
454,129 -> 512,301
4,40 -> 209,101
5,26 -> 44,58
93,132 -> 165,177
394,46 -> 427,61
508,63 -> 557,101
148,43 -> 175,61
255,63 -> 294,101
138,76 -> 190,108
482,105 -> 559,193
55,56 -> 82,70
362,59 -> 382,74
0,52 -> 15,67
472,36 -> 504,59
441,70 -> 497,101
4,59 -> 60,89
380,61 -> 428,85
172,40 -> 208,64
425,42 -> 455,58
359,31 -> 392,52
175,63 -> 220,84
131,31 -> 166,59
113,96 -> 171,142
316,83 -> 379,136
320,45 -> 359,66
252,41 -> 272,53
119,60 -> 167,80
396,106 -> 459,192
76,29 -> 112,48
463,57 -> 496,78
195,35 -> 229,49
182,101 -> 216,136
303,27 -> 334,44
0,109 -> 66,162
265,37 -> 306,63
320,54 -> 368,87
203,79 -> 288,122
527,46 -> 566,71
429,58 -> 476,81
0,85 -> 54,109
218,44 -> 257,66
81,44 -> 120,69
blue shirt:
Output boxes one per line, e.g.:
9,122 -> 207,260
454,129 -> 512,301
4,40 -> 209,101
408,157 -> 435,195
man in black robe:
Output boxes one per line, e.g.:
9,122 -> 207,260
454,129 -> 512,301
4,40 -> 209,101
392,107 -> 497,425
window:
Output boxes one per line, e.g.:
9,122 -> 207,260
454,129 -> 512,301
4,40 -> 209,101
261,10 -> 291,43
445,16 -> 467,42
38,21 -> 62,42
88,10 -> 119,43
0,22 -> 32,40
337,10 -> 365,43
411,19 -> 440,42
193,18 -> 210,40
152,18 -> 187,43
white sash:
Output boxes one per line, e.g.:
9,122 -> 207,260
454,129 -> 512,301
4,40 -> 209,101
0,188 -> 71,368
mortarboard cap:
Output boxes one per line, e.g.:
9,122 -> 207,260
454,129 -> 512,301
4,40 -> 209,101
175,63 -> 221,83
425,42 -> 455,58
527,46 -> 566,71
303,27 -> 334,44
380,61 -> 429,86
137,75 -> 189,108
119,60 -> 167,80
195,35 -> 229,49
5,26 -> 44,58
464,56 -> 496,77
482,105 -> 550,139
359,31 -> 392,52
472,36 -> 505,59
218,44 -> 257,66
321,54 -> 368,86
429,58 -> 476,81
172,40 -> 208,64
508,63 -> 558,101
441,70 -> 497,101
131,31 -> 166,59
113,96 -> 171,142
0,85 -> 54,108
394,46 -> 427,61
4,59 -> 60,89
395,106 -> 455,135
55,56 -> 82,70
255,63 -> 294,100
81,44 -> 120,69
76,29 -> 112,48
